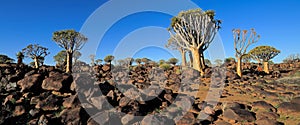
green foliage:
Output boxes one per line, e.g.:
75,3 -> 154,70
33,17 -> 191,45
141,58 -> 150,64
248,45 -> 280,62
135,58 -> 142,65
204,59 -> 212,67
214,59 -> 223,66
0,54 -> 15,64
52,29 -> 88,51
224,57 -> 235,63
22,44 -> 49,60
104,55 -> 114,63
159,63 -> 171,71
54,50 -> 67,65
158,59 -> 165,65
167,58 -> 178,65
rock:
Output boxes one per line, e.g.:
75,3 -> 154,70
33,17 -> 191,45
38,115 -> 49,125
291,97 -> 300,104
252,101 -> 276,112
176,112 -> 196,125
119,97 -> 131,107
223,108 -> 255,122
255,118 -> 282,125
87,111 -> 121,125
204,106 -> 215,115
5,82 -> 17,91
277,102 -> 300,113
121,114 -> 136,125
35,94 -> 59,111
63,94 -> 79,108
60,107 -> 82,125
42,72 -> 73,92
17,74 -> 42,92
90,96 -> 111,110
29,109 -> 40,117
141,115 -> 174,125
102,64 -> 111,72
256,112 -> 279,120
13,105 -> 25,116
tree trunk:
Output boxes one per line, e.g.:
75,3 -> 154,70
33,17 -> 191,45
34,57 -> 39,69
191,48 -> 205,76
263,61 -> 269,74
180,49 -> 187,67
236,57 -> 242,77
199,52 -> 206,70
189,51 -> 193,67
17,58 -> 22,66
66,52 -> 73,73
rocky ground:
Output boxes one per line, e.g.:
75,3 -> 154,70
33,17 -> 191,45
0,61 -> 300,125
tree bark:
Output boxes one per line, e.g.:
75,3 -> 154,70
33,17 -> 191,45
199,52 -> 206,70
263,61 -> 269,74
191,48 -> 205,76
236,57 -> 242,77
189,51 -> 193,68
34,57 -> 39,69
180,49 -> 187,67
66,52 -> 73,73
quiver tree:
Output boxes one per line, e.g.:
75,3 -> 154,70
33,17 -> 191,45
168,58 -> 179,66
233,28 -> 260,77
168,9 -> 221,76
90,54 -> 95,66
104,55 -> 115,64
166,34 -> 187,66
16,52 -> 24,65
0,54 -> 15,64
95,59 -> 103,65
54,50 -> 81,68
248,46 -> 280,74
22,44 -> 49,68
52,29 -> 88,73
135,58 -> 142,65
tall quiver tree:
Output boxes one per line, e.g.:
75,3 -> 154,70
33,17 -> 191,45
52,29 -> 88,73
16,51 -> 24,66
233,28 -> 260,77
248,46 -> 280,74
168,9 -> 221,76
22,44 -> 49,68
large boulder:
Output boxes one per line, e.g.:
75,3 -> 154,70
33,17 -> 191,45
17,74 -> 42,92
223,107 -> 256,122
42,72 -> 73,92
277,102 -> 300,114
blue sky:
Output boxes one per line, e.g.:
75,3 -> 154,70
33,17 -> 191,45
0,0 -> 300,65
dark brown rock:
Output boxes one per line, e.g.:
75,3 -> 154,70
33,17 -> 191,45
223,108 -> 255,122
17,74 -> 42,92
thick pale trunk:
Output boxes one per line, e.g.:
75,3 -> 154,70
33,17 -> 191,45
34,57 -> 39,69
189,51 -> 193,67
66,52 -> 73,73
263,61 -> 269,74
180,49 -> 187,67
237,57 -> 242,77
191,48 -> 205,76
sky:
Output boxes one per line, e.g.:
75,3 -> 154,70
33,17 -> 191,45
0,0 -> 300,65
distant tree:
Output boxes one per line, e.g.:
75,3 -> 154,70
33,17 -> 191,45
149,61 -> 158,67
233,28 -> 260,77
168,58 -> 179,65
283,53 -> 300,63
16,52 -> 24,65
158,59 -> 165,66
242,54 -> 253,63
124,57 -> 134,67
90,54 -> 95,66
104,55 -> 114,64
22,44 -> 49,68
159,63 -> 171,71
52,29 -> 88,73
54,50 -> 67,67
141,58 -> 150,64
0,54 -> 15,64
95,59 -> 103,65
135,58 -> 142,65
224,57 -> 235,64
214,59 -> 223,66
73,51 -> 82,65
204,59 -> 212,67
248,46 -> 280,74
168,8 -> 221,76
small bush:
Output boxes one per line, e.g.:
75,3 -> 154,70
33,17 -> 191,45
159,63 -> 171,71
